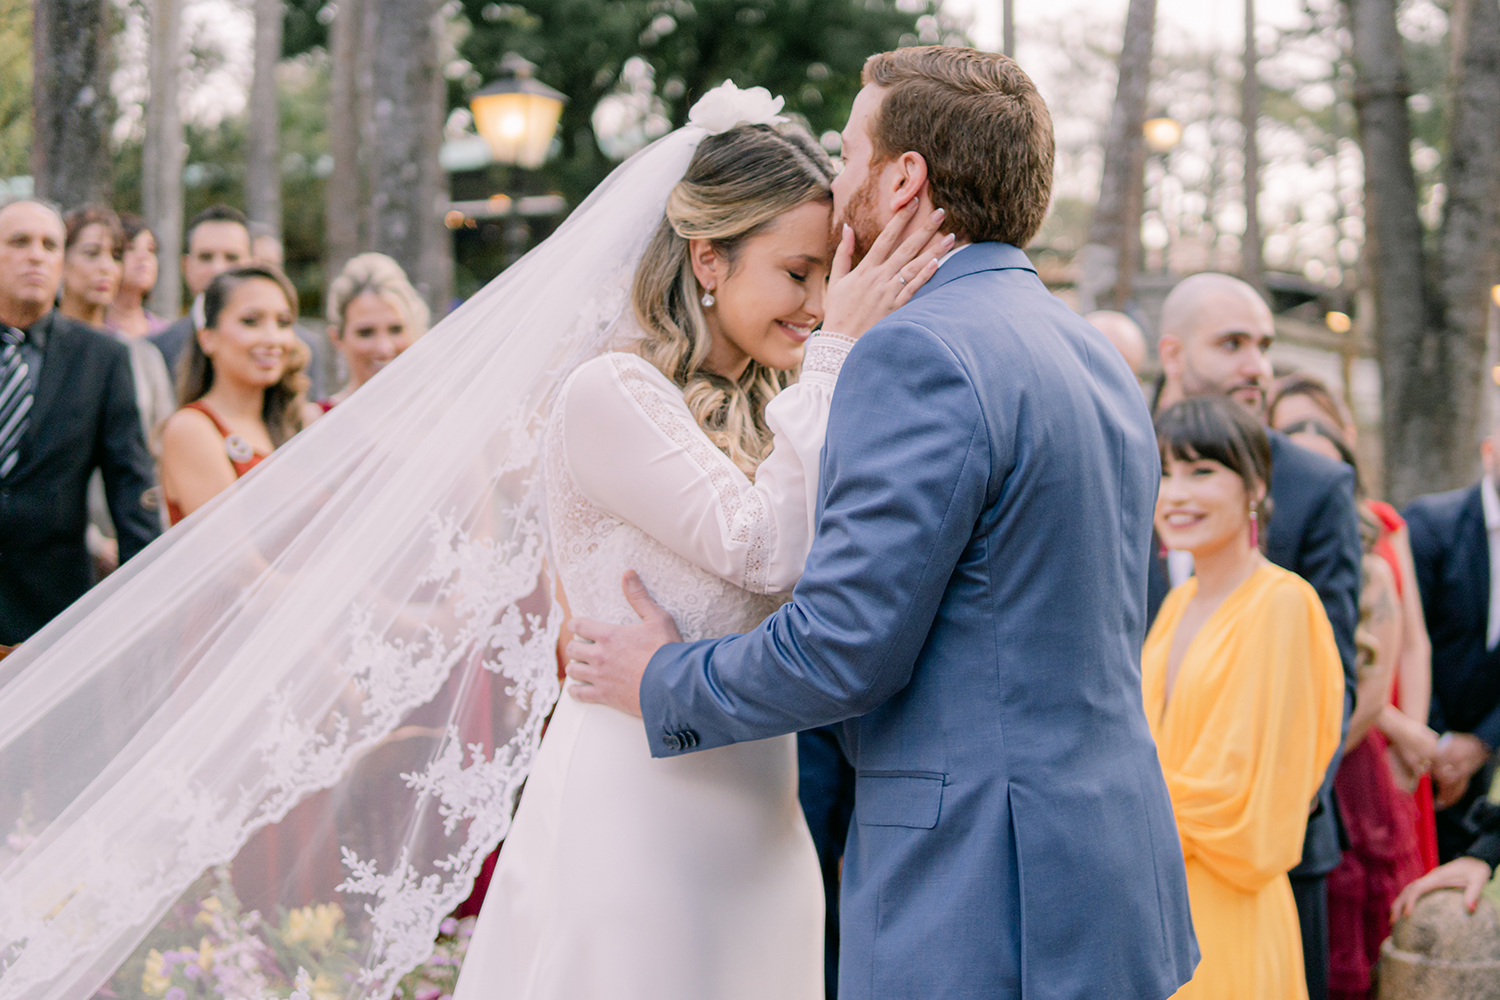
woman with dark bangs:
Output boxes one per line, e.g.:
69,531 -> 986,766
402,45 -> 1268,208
1144,396 -> 1344,1000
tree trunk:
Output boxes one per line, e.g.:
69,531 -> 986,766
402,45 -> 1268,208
143,0 -> 185,319
1347,0 -> 1500,505
1002,0 -> 1015,59
246,0 -> 283,241
1240,0 -> 1265,295
1436,0 -> 1500,466
325,0 -> 363,282
31,0 -> 112,209
1079,0 -> 1156,313
367,0 -> 450,317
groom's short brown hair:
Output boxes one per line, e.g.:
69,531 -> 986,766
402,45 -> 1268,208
863,47 -> 1053,248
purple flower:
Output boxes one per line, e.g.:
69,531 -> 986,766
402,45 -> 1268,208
416,989 -> 442,1000
184,964 -> 202,981
439,918 -> 458,936
165,989 -> 187,1000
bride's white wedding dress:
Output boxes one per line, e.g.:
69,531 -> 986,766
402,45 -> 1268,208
453,334 -> 852,999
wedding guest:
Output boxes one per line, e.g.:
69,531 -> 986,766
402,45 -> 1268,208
321,252 -> 428,409
62,206 -> 177,570
58,205 -> 123,330
1152,272 -> 1362,1000
105,214 -> 171,339
62,207 -> 175,445
1144,395 -> 1343,1000
1273,412 -> 1429,1000
1270,374 -> 1440,870
1084,308 -> 1147,375
1404,416 -> 1500,861
250,225 -> 332,400
158,264 -> 317,524
0,198 -> 158,645
149,204 -> 253,373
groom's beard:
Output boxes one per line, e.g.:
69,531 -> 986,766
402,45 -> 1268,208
835,173 -> 883,264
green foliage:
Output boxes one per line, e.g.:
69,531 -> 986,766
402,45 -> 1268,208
0,0 -> 32,179
283,0 -> 331,59
453,0 -> 964,205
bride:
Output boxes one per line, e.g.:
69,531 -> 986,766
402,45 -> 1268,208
0,85 -> 942,1000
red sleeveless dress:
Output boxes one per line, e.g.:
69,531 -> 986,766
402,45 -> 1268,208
1327,500 -> 1435,999
165,401 -> 269,525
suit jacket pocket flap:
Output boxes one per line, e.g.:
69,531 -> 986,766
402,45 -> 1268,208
855,771 -> 945,829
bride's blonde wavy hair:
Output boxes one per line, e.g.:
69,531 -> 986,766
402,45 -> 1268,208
632,122 -> 835,477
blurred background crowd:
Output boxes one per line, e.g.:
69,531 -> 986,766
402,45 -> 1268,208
3,0 -> 1500,998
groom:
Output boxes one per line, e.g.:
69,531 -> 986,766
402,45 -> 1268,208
566,47 -> 1197,999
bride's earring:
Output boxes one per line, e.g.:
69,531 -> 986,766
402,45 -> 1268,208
1249,507 -> 1259,549
701,289 -> 716,308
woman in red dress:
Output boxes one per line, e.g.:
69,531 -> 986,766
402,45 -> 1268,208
1270,375 -> 1437,1000
159,264 -> 319,525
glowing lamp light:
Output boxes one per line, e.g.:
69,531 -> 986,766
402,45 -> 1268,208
470,54 -> 567,169
1492,283 -> 1500,308
1143,117 -> 1183,154
1325,311 -> 1352,334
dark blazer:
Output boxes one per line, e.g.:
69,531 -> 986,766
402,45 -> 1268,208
148,315 -> 194,378
1148,426 -> 1361,877
0,311 -> 160,644
643,244 -> 1197,999
1404,483 -> 1500,746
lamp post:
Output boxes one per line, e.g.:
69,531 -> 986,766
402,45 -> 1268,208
1142,117 -> 1182,274
469,53 -> 567,268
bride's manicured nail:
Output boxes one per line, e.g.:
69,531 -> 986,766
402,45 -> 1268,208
932,208 -> 945,222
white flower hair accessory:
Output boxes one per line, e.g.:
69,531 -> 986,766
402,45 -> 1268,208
688,80 -> 789,135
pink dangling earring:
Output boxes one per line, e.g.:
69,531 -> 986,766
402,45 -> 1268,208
1249,508 -> 1259,549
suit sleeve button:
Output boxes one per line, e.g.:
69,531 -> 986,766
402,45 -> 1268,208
661,733 -> 682,751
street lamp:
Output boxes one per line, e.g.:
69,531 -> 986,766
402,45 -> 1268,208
470,53 -> 567,169
469,53 -> 567,269
1143,117 -> 1182,154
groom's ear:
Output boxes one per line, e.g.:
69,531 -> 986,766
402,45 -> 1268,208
888,151 -> 930,213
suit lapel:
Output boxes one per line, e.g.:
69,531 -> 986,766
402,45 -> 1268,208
15,313 -> 72,475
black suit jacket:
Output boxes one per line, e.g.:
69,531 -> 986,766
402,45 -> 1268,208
149,314 -> 194,378
1148,428 -> 1362,876
0,312 -> 161,643
1404,483 -> 1500,747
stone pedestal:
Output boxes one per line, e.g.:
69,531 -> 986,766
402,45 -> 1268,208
1378,888 -> 1500,999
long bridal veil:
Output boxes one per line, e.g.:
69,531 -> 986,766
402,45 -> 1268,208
0,123 -> 712,1000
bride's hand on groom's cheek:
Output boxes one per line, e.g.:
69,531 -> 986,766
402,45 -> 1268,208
565,570 -> 682,718
822,202 -> 955,339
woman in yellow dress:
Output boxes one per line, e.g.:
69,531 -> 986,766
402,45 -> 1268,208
1145,396 -> 1344,1000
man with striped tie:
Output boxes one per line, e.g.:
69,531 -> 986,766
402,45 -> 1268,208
0,198 -> 158,648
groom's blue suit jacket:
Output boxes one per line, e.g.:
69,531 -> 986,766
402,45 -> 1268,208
640,243 -> 1198,999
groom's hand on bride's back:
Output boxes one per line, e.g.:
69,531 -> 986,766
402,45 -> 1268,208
565,571 -> 682,718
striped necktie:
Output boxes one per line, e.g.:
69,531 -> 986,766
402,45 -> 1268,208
0,325 -> 33,478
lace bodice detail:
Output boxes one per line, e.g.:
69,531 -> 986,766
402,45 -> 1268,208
544,341 -> 849,641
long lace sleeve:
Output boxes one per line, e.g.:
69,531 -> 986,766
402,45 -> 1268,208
560,336 -> 852,594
